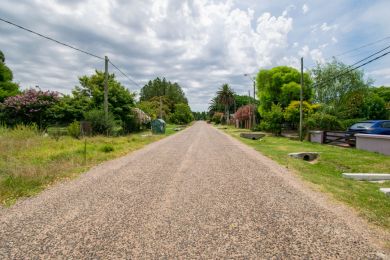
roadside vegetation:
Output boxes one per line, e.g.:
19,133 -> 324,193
0,49 -> 194,206
0,124 -> 181,206
208,59 -> 389,133
223,126 -> 390,230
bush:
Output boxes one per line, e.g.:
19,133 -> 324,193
169,103 -> 194,124
100,144 -> 114,153
83,109 -> 116,135
260,104 -> 284,135
305,113 -> 342,131
67,121 -> 81,139
212,112 -> 224,124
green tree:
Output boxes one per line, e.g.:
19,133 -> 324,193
259,104 -> 284,136
73,70 -> 136,132
0,50 -> 4,63
140,77 -> 188,111
216,83 -> 235,124
256,66 -> 312,114
0,50 -> 20,102
371,86 -> 390,110
137,96 -> 171,120
169,103 -> 194,124
361,93 -> 389,119
311,59 -> 371,115
284,101 -> 320,129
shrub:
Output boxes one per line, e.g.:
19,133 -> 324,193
212,112 -> 224,124
260,104 -> 284,135
100,144 -> 114,153
284,101 -> 320,129
67,121 -> 81,139
1,88 -> 59,128
305,112 -> 342,131
83,109 -> 116,135
169,103 -> 194,124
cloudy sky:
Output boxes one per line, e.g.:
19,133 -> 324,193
1,0 -> 390,111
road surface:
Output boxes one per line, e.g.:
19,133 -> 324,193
0,122 -> 386,258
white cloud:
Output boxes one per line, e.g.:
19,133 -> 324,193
1,0 -> 388,111
320,22 -> 338,32
302,4 -> 309,14
298,45 -> 325,63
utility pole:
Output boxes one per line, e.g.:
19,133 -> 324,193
299,57 -> 304,141
252,79 -> 256,127
104,56 -> 109,121
248,90 -> 251,129
159,96 -> 162,119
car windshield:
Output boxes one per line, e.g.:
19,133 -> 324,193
350,122 -> 375,130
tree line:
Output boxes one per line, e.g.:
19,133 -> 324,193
208,58 -> 390,134
0,50 -> 193,136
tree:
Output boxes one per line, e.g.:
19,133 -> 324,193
0,50 -> 4,63
73,70 -> 136,133
259,104 -> 284,135
193,111 -> 208,120
371,86 -> 390,110
139,77 -> 188,111
361,93 -> 389,119
311,59 -> 371,112
1,88 -> 59,127
137,96 -> 171,120
0,50 -> 20,102
216,83 -> 235,124
233,94 -> 259,110
208,96 -> 224,116
169,103 -> 194,124
284,101 -> 320,129
256,66 -> 312,114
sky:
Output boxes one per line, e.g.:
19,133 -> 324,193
1,0 -> 390,111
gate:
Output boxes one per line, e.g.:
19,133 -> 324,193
323,131 -> 350,146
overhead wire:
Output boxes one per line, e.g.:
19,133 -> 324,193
108,60 -> 141,88
313,48 -> 390,88
326,35 -> 390,60
0,17 -> 104,60
0,17 -> 142,88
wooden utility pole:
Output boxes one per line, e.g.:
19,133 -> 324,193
159,96 -> 162,119
299,57 -> 304,141
248,90 -> 251,129
104,56 -> 109,121
252,80 -> 256,127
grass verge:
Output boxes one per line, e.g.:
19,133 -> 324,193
0,124 -> 181,206
222,126 -> 390,231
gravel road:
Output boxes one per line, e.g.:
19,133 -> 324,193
0,121 -> 387,259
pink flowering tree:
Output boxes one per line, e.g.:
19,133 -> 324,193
1,88 -> 60,127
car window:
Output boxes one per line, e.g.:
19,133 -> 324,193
350,122 -> 375,129
381,122 -> 390,128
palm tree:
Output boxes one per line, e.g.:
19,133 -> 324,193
216,84 -> 235,124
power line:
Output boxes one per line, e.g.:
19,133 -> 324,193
313,49 -> 390,88
327,35 -> 390,60
1,17 -> 142,88
345,44 -> 390,68
108,60 -> 141,88
0,17 -> 104,60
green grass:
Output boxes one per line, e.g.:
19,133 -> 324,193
222,126 -> 390,230
0,124 -> 181,206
